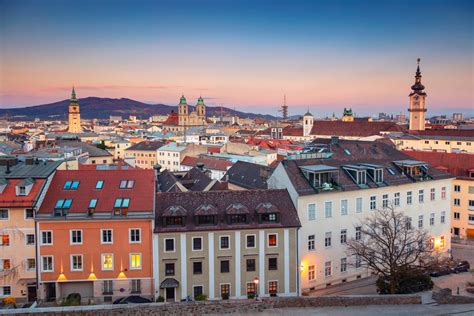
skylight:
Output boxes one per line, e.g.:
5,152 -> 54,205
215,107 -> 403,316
343,149 -> 351,156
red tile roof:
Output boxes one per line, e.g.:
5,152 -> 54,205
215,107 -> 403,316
310,120 -> 406,137
409,129 -> 474,137
181,156 -> 233,171
38,169 -> 154,215
162,111 -> 179,125
402,150 -> 474,179
0,179 -> 45,208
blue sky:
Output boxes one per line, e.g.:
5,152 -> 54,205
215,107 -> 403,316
0,0 -> 472,117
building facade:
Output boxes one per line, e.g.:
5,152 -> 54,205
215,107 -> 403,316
153,190 -> 300,301
269,139 -> 452,292
36,169 -> 155,304
68,88 -> 83,134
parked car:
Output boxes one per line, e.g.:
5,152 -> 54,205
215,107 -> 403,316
429,265 -> 452,277
451,261 -> 470,273
113,296 -> 152,304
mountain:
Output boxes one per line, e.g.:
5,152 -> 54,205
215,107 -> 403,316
0,97 -> 277,121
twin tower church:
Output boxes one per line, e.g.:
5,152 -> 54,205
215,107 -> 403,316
67,59 -> 427,133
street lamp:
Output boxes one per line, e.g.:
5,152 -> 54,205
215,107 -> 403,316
253,277 -> 259,300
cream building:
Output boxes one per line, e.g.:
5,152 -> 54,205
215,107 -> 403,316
153,190 -> 300,301
391,132 -> 474,154
269,139 -> 452,292
157,143 -> 207,172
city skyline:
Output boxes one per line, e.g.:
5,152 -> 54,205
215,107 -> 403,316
0,0 -> 473,117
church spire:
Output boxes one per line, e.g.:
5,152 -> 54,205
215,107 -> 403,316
71,86 -> 76,100
411,58 -> 425,93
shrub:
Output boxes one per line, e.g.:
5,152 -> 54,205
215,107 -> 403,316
222,293 -> 229,300
377,271 -> 433,294
61,293 -> 81,306
156,296 -> 165,302
195,293 -> 207,301
247,293 -> 256,299
2,296 -> 16,307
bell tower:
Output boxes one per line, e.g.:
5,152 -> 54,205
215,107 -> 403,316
303,110 -> 314,137
196,96 -> 206,124
68,87 -> 82,133
408,58 -> 427,131
178,95 -> 189,126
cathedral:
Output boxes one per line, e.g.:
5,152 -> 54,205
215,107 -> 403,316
162,95 -> 207,132
68,87 -> 82,133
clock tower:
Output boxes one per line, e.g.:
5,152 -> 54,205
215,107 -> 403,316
408,58 -> 427,131
68,87 -> 83,133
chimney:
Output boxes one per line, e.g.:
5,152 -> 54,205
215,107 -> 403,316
196,162 -> 204,171
331,136 -> 339,145
259,167 -> 268,179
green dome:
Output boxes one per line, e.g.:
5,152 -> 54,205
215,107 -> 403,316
179,95 -> 187,104
197,96 -> 205,106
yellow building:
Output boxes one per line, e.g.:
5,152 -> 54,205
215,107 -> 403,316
68,88 -> 82,133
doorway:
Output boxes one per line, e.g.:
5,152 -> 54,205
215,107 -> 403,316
165,288 -> 175,302
46,283 -> 56,302
27,286 -> 37,302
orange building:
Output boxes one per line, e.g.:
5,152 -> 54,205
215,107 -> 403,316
36,168 -> 155,304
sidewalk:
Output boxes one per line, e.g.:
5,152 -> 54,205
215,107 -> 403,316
306,276 -> 378,296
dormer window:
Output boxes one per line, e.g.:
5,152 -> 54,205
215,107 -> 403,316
300,165 -> 339,190
343,165 -> 367,186
361,164 -> 384,184
19,186 -> 26,195
225,203 -> 249,225
119,180 -> 135,189
194,204 -> 218,226
162,205 -> 187,227
63,180 -> 79,190
256,203 -> 280,223
394,160 -> 431,181
262,213 -> 277,222
16,178 -> 34,196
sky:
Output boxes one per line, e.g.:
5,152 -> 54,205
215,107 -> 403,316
0,0 -> 473,117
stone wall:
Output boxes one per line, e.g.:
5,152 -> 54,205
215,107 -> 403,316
432,288 -> 474,304
12,295 -> 421,315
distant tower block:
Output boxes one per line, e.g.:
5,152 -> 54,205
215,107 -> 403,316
68,87 -> 82,133
408,58 -> 427,131
280,94 -> 288,120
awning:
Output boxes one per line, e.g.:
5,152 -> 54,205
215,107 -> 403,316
160,278 -> 179,289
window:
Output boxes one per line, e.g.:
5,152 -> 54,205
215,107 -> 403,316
70,230 -> 82,245
340,199 -> 348,215
441,211 -> 446,224
164,238 -> 175,252
220,236 -> 230,250
192,237 -> 202,251
454,198 -> 460,206
101,229 -> 113,244
120,180 -> 135,189
193,261 -> 202,274
1,286 -> 11,296
382,194 -> 388,208
193,286 -> 203,299
71,255 -> 83,271
418,215 -> 423,228
220,260 -> 230,273
355,255 -> 362,268
268,258 -> 278,270
26,258 -> 35,271
42,256 -> 53,272
0,209 -> 8,219
430,213 -> 435,226
325,232 -> 332,247
131,279 -> 141,294
114,198 -> 130,209
407,191 -> 412,205
325,201 -> 332,218
228,214 -> 247,224
308,203 -> 316,220
340,229 -> 347,244
246,259 -> 256,272
26,234 -> 35,245
340,258 -> 347,273
54,199 -> 72,210
386,167 -> 395,175
88,199 -> 98,209
221,284 -> 230,299
406,217 -> 412,230
25,208 -> 34,219
130,253 -> 142,270
418,190 -> 424,203
430,188 -> 436,201
454,185 -> 461,192
0,259 -> 11,271
102,254 -> 113,270
268,234 -> 277,247
324,261 -> 332,277
165,263 -> 175,276
129,229 -> 141,243
370,196 -> 376,210
41,231 -> 52,245
308,265 -> 315,281
261,213 -> 277,222
95,180 -> 104,189
64,180 -> 79,190
470,200 -> 474,208
356,197 -> 363,213
355,226 -> 362,241
246,235 -> 256,248
441,187 -> 446,199
308,235 -> 315,251
394,192 -> 400,207
269,281 -> 278,295
0,235 -> 9,246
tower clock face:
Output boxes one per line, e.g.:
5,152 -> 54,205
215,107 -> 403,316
414,95 -> 419,101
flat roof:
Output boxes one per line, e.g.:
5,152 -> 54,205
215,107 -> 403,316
299,165 -> 339,173
393,159 -> 427,166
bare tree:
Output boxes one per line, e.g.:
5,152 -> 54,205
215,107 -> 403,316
346,204 -> 437,294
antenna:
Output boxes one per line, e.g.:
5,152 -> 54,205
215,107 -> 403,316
279,94 -> 288,120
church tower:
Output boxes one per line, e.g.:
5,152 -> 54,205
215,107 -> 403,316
303,110 -> 314,137
196,96 -> 206,124
408,58 -> 427,131
68,87 -> 82,133
178,95 -> 189,126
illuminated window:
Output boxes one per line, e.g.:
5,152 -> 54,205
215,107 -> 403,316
0,235 -> 9,246
268,234 -> 277,247
0,259 -> 11,271
308,265 -> 315,281
102,254 -> 113,270
269,281 -> 278,294
130,253 -> 142,270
